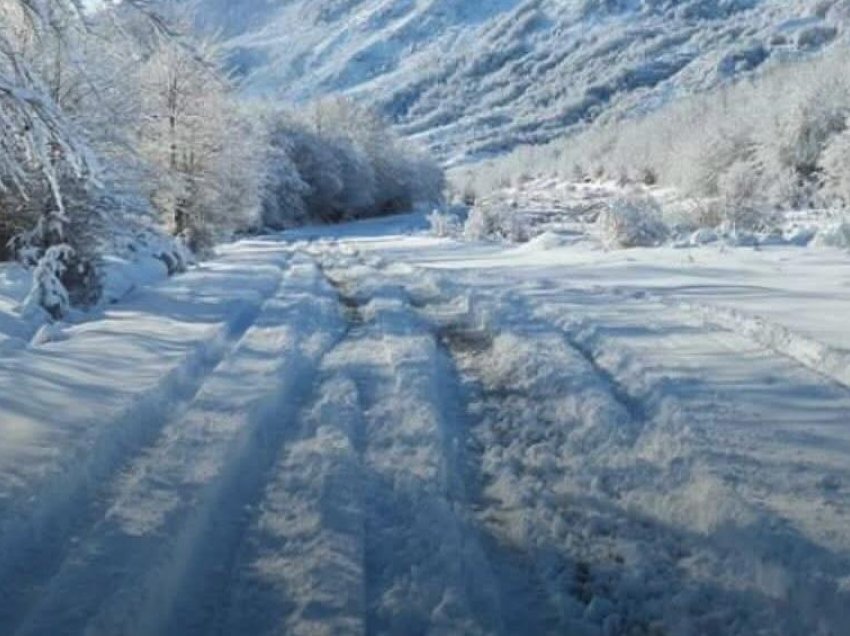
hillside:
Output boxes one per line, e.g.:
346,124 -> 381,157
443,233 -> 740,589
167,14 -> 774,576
197,0 -> 847,164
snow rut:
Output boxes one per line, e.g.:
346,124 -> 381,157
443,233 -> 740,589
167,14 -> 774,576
413,285 -> 651,635
10,255 -> 348,636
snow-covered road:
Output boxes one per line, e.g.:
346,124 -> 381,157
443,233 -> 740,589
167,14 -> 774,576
1,215 -> 849,635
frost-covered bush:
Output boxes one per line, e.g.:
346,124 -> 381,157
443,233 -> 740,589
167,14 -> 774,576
261,131 -> 312,229
427,210 -> 462,238
717,161 -> 779,231
0,1 -> 248,313
599,196 -> 669,248
813,219 -> 850,249
821,129 -> 850,205
464,201 -> 529,243
21,246 -> 75,320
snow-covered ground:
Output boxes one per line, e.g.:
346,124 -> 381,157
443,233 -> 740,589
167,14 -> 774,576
1,198 -> 849,634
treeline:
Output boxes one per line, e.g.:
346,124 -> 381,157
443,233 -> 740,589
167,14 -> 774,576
0,1 -> 443,317
461,44 -> 850,230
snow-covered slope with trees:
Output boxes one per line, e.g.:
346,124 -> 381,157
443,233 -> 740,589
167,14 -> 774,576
197,0 -> 849,163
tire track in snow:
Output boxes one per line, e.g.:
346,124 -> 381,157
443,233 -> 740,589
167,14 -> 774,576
0,246 -> 293,634
155,255 -> 364,636
219,250 -> 503,636
221,304 -> 370,636
322,255 -> 502,636
517,287 -> 850,634
414,285 -> 649,635
11,255 -> 348,636
170,249 -> 373,636
434,321 -> 576,635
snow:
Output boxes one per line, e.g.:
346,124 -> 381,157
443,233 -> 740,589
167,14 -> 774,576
1,194 -> 850,634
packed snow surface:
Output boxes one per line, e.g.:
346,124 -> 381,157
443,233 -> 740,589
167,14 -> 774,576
1,202 -> 850,634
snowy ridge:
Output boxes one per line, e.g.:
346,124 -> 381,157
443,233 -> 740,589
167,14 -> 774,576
197,0 -> 848,163
676,299 -> 850,390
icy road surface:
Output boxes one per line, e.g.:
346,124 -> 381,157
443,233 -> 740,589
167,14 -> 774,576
1,214 -> 849,635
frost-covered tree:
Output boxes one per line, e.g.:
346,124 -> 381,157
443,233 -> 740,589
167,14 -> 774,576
0,0 -> 103,306
260,125 -> 310,229
0,0 -> 232,312
310,97 -> 444,214
137,30 -> 263,251
822,130 -> 850,205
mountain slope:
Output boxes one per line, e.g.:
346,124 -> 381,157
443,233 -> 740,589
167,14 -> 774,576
198,0 -> 846,164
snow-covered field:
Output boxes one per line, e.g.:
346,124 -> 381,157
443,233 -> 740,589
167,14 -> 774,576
1,200 -> 850,635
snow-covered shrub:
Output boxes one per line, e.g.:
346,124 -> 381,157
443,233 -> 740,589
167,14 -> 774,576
0,1 -> 237,313
599,196 -> 669,248
261,131 -> 312,229
772,87 -> 848,183
464,201 -> 529,243
717,161 -> 779,231
308,97 -> 445,216
465,43 -> 850,219
21,245 -> 74,320
813,219 -> 850,249
821,129 -> 850,206
427,210 -> 462,238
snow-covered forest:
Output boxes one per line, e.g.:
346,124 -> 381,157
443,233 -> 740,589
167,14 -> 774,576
187,0 -> 850,163
459,43 -> 850,233
0,0 -> 442,317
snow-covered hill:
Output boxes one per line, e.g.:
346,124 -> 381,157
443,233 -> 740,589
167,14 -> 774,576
195,0 -> 847,164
